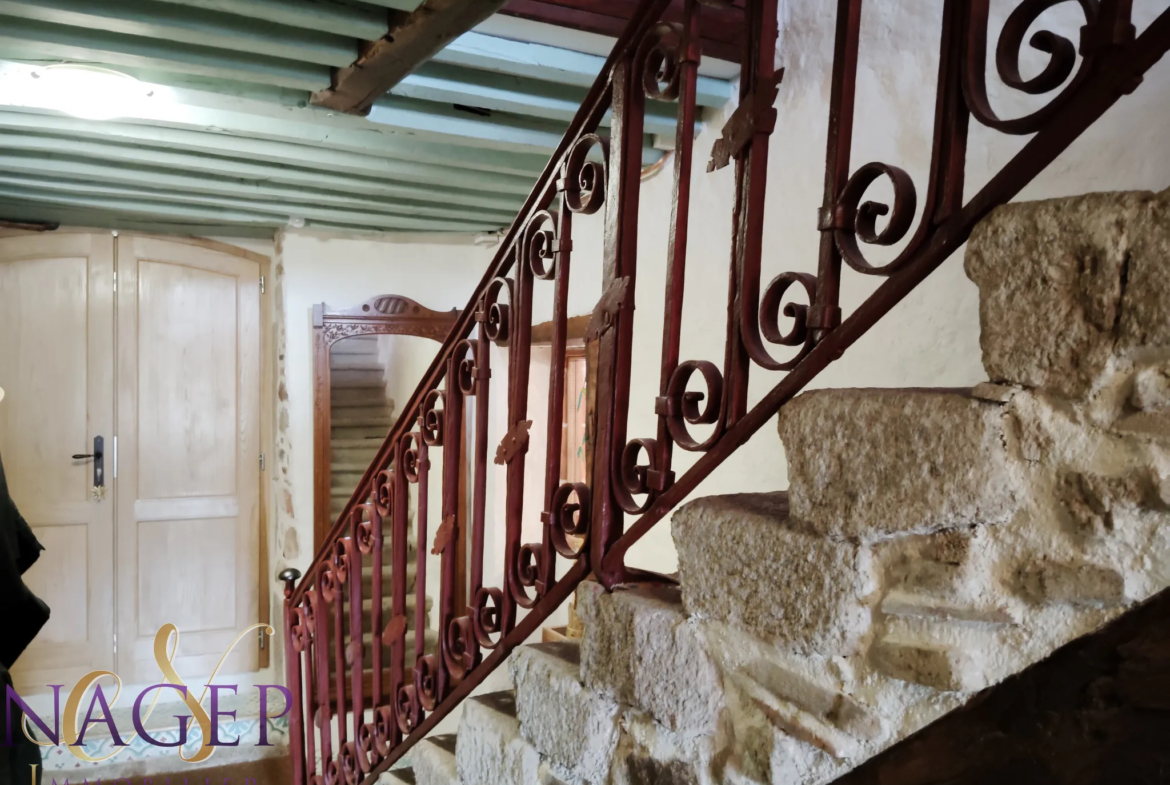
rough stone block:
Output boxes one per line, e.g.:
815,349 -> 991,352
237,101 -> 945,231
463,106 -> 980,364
870,637 -> 987,693
577,581 -> 724,737
1013,560 -> 1127,608
672,492 -> 875,655
964,190 -> 1170,398
1132,362 -> 1170,411
777,388 -> 1023,540
410,735 -> 459,785
511,641 -> 620,783
456,691 -> 540,785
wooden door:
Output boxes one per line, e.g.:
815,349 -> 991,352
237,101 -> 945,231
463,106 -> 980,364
115,236 -> 261,682
0,233 -> 116,691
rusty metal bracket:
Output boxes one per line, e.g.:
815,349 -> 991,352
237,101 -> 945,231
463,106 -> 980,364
494,420 -> 533,465
431,515 -> 456,555
708,69 -> 785,172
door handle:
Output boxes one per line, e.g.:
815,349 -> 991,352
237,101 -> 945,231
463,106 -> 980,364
73,436 -> 105,499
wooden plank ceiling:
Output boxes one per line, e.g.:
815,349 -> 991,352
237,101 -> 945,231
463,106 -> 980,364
0,0 -> 739,237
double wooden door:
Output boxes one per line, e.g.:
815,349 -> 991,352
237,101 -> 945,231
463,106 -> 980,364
0,232 -> 263,689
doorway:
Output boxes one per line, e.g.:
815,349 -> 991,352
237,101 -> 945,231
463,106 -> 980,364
0,231 -> 269,690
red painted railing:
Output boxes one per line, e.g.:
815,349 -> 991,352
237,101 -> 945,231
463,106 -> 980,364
279,0 -> 1170,782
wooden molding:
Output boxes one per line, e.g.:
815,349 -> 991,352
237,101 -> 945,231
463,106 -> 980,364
531,313 -> 591,345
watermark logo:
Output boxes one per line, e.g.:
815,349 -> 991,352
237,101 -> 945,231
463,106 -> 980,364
5,624 -> 290,765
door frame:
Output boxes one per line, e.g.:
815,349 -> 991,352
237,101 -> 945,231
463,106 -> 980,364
311,295 -> 459,551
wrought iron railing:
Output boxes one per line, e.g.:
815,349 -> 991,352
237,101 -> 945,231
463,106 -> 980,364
279,0 -> 1170,782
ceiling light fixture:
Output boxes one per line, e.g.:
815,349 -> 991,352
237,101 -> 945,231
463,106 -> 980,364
29,64 -> 148,121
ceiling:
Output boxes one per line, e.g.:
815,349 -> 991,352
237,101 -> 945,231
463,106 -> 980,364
0,0 -> 739,237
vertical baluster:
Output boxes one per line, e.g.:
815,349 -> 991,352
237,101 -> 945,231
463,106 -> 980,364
505,243 -> 536,613
730,0 -> 781,418
389,439 -> 409,748
811,0 -> 862,341
282,572 -> 306,785
540,199 -> 573,588
414,438 -> 429,666
471,322 -> 490,600
437,370 -> 463,699
303,631 -> 318,783
590,53 -> 644,588
331,550 -> 347,760
347,512 -> 365,761
372,479 -> 387,712
655,0 -> 702,479
312,584 -> 333,779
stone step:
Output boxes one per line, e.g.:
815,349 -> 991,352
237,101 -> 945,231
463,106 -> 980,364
510,641 -> 619,784
408,734 -> 459,785
332,425 -> 390,441
576,581 -> 723,738
332,413 -> 396,429
331,369 -> 386,389
331,353 -> 385,371
776,388 -> 1022,542
383,768 -> 415,784
333,387 -> 393,407
672,491 -> 875,655
331,336 -> 380,355
456,691 -> 541,785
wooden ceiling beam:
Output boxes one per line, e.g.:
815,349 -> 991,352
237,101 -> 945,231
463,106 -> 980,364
311,0 -> 514,115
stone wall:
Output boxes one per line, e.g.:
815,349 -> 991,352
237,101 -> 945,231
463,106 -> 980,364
573,190 -> 1170,785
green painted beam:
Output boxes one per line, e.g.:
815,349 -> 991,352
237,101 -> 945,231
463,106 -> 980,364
0,128 -> 535,200
370,95 -> 662,164
0,0 -> 360,66
148,0 -> 390,41
0,183 -> 501,232
436,32 -> 734,107
0,109 -> 547,183
0,155 -> 521,222
394,61 -> 684,136
0,15 -> 329,89
0,199 -> 281,238
0,174 -> 511,231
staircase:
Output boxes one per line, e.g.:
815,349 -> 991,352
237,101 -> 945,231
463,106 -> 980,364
330,336 -> 396,520
383,191 -> 1170,784
329,336 -> 436,674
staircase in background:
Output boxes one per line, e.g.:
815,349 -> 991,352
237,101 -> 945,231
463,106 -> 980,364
329,336 -> 397,521
278,1 -> 1170,784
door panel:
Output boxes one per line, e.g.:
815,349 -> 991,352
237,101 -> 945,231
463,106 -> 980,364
116,236 -> 261,682
0,233 -> 115,690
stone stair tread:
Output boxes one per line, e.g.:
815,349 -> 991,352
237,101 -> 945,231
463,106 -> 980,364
411,734 -> 459,785
331,377 -> 387,389
470,689 -> 519,719
455,689 -> 539,785
332,414 -> 395,427
729,671 -> 860,760
383,768 -> 415,784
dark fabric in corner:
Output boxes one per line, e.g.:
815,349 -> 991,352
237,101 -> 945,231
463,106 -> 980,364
0,450 -> 49,668
0,448 -> 48,785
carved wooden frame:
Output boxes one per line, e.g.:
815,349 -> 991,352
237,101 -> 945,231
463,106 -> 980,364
312,295 -> 460,549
